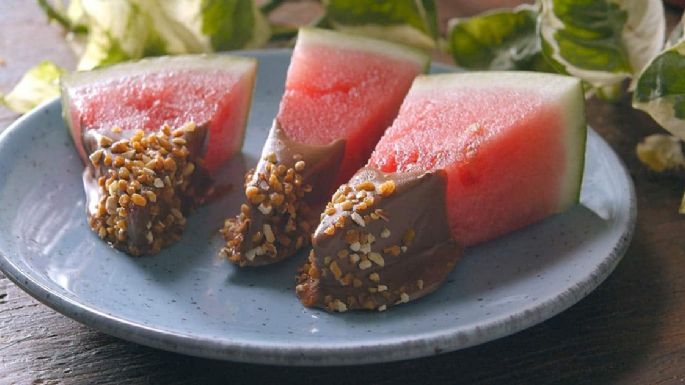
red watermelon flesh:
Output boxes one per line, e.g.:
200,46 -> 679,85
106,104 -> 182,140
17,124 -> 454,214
61,55 -> 257,174
277,28 -> 429,185
368,72 -> 586,247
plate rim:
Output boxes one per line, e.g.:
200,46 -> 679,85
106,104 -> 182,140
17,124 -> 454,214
0,50 -> 637,366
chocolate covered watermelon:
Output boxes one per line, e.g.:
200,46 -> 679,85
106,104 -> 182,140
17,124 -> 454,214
297,71 -> 587,312
61,54 -> 257,255
221,28 -> 429,266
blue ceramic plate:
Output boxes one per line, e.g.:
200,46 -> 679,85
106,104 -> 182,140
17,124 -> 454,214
0,50 -> 636,366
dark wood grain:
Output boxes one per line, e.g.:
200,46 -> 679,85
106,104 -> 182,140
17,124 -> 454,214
2,2 -> 685,384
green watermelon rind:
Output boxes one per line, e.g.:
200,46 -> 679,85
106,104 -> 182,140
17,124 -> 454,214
61,54 -> 257,163
411,71 -> 587,211
297,27 -> 431,72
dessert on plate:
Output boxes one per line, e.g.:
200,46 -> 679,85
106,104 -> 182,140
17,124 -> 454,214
61,54 -> 257,255
297,71 -> 587,311
221,28 -> 430,266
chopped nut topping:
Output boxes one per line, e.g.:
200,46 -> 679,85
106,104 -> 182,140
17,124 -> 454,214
383,245 -> 402,257
355,181 -> 375,191
333,299 -> 348,312
131,193 -> 147,207
378,180 -> 396,197
403,229 -> 416,247
99,135 -> 113,147
344,230 -> 359,244
329,261 -> 342,280
297,170 -> 439,312
351,212 -> 365,227
263,224 -> 275,243
87,126 -> 198,256
89,150 -> 104,166
368,252 -> 384,267
324,225 -> 336,236
258,203 -> 273,215
221,145 -> 317,266
183,122 -> 196,132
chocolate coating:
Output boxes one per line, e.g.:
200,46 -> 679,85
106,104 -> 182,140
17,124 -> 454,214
221,121 -> 346,266
83,123 -> 210,256
296,167 -> 462,312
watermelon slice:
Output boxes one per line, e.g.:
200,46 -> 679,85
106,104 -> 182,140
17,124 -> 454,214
60,54 -> 257,256
297,71 -> 586,312
221,28 -> 429,267
61,54 -> 257,175
277,27 -> 430,185
368,71 -> 587,247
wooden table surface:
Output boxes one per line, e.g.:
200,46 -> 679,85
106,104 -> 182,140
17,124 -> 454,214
2,2 -> 685,384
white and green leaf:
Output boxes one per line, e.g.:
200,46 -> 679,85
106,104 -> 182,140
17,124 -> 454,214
198,0 -> 271,50
539,0 -> 665,89
633,38 -> 685,141
635,134 -> 685,173
1,61 -> 65,113
76,0 -> 148,70
446,5 -> 552,71
321,0 -> 438,50
73,0 -> 269,70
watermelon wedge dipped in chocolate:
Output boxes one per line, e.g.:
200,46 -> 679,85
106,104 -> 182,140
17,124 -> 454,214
61,54 -> 257,255
297,71 -> 587,312
221,28 -> 429,266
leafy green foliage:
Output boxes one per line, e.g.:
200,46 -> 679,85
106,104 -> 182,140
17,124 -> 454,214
5,0 -> 673,120
544,1 -> 631,72
539,0 -> 665,88
202,0 -> 254,50
40,0 -> 270,71
321,0 -> 438,49
447,5 -> 552,71
636,134 -> 685,173
633,41 -> 685,140
201,0 -> 270,50
1,61 -> 65,113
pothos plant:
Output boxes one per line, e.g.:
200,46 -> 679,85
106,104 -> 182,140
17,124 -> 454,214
3,0 -> 684,210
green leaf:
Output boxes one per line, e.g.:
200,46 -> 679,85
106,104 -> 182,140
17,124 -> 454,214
73,0 -> 269,70
321,0 -> 438,50
37,0 -> 88,33
539,0 -> 665,88
594,82 -> 623,102
633,39 -> 685,141
76,0 -> 148,70
446,5 -> 553,72
261,0 -> 285,14
200,0 -> 271,50
635,134 -> 685,173
1,60 -> 64,113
